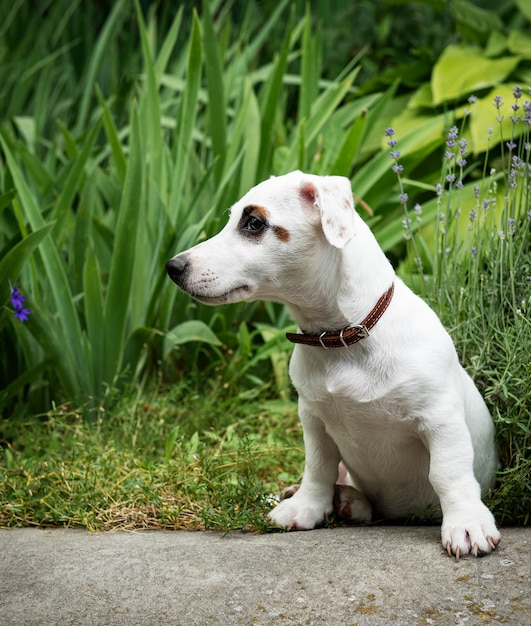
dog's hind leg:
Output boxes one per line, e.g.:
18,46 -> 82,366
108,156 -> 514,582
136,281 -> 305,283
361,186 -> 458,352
280,462 -> 373,524
333,485 -> 373,522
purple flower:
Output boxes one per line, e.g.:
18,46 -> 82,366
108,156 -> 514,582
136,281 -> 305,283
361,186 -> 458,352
10,284 -> 31,322
398,193 -> 408,203
385,127 -> 395,137
513,85 -> 523,99
392,164 -> 404,173
494,95 -> 503,109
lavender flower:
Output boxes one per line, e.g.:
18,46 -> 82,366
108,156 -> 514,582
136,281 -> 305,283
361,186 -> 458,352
10,284 -> 31,322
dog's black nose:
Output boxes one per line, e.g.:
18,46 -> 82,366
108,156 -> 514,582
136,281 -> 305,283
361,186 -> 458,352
166,255 -> 189,285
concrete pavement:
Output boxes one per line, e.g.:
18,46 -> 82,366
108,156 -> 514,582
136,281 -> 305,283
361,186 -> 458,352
0,526 -> 529,625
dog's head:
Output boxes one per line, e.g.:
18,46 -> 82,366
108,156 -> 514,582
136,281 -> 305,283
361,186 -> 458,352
166,171 -> 357,306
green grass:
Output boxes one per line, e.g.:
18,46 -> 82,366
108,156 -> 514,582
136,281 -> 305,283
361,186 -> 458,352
0,379 -> 302,531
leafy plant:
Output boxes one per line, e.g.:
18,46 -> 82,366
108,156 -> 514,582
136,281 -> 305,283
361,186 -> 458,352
385,88 -> 531,525
1,1 -> 390,415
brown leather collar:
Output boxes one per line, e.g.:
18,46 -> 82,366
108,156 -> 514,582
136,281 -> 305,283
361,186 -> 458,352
286,283 -> 394,348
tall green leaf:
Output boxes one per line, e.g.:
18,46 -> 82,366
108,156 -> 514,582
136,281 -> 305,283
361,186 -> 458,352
103,106 -> 143,384
202,3 -> 227,184
169,10 -> 203,221
1,135 -> 88,395
76,0 -> 128,133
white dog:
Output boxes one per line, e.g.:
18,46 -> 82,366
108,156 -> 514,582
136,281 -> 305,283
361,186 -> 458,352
166,171 -> 501,558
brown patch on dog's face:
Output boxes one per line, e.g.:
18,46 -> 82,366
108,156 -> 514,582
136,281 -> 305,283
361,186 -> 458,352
273,225 -> 290,242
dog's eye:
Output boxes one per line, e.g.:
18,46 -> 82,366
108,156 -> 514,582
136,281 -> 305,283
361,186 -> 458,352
244,215 -> 266,233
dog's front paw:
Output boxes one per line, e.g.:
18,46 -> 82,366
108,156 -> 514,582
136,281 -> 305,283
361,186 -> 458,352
268,491 -> 332,530
441,505 -> 501,560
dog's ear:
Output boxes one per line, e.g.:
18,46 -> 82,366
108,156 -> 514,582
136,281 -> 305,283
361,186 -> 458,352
299,176 -> 356,248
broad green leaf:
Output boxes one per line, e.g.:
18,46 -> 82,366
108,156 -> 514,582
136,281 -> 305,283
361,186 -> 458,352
515,0 -> 531,22
507,30 -> 531,59
163,320 -> 221,358
469,85 -> 529,153
431,44 -> 520,105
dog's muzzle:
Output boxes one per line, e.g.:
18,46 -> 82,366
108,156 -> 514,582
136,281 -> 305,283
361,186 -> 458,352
166,255 -> 189,287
